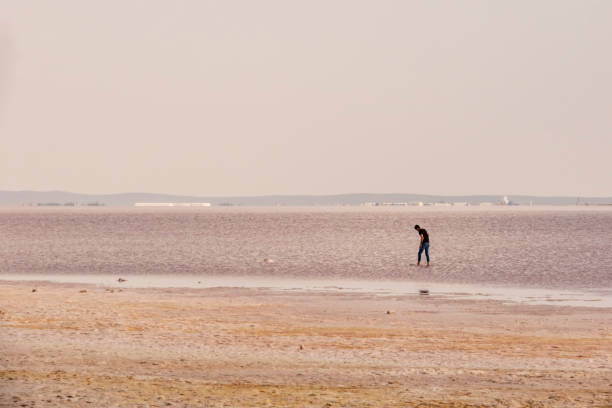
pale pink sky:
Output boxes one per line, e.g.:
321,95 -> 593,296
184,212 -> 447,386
1,1 -> 611,196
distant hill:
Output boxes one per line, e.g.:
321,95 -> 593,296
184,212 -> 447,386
1,190 -> 611,207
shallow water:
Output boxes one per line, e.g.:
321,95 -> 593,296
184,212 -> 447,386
1,207 -> 611,289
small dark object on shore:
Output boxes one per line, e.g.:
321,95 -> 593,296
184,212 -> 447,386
79,289 -> 87,293
419,289 -> 429,295
32,289 -> 37,293
118,278 -> 127,283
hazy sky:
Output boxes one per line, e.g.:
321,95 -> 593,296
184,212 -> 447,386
1,1 -> 611,197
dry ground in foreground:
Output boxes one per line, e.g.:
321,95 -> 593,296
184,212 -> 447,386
0,281 -> 611,407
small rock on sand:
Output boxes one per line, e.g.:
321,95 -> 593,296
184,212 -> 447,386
79,289 -> 87,293
32,289 -> 37,293
419,289 -> 429,295
118,278 -> 127,282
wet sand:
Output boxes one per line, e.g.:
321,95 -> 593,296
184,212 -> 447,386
0,281 -> 611,407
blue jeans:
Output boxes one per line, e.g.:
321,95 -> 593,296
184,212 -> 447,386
418,242 -> 430,263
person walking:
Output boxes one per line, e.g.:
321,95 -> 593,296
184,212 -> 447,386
414,225 -> 430,266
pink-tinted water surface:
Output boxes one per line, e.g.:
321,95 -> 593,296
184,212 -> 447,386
1,207 -> 611,289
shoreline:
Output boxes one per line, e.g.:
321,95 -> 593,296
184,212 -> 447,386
3,205 -> 612,213
1,280 -> 611,407
2,273 -> 612,308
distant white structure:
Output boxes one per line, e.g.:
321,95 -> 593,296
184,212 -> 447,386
479,202 -> 494,206
453,202 -> 468,206
434,202 -> 452,207
134,202 -> 211,207
361,202 -> 421,206
498,195 -> 519,206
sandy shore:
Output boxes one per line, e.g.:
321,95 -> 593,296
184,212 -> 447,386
0,281 -> 610,407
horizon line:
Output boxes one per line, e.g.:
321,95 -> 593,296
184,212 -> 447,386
2,189 -> 611,199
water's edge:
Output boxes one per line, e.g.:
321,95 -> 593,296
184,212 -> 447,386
2,273 -> 611,308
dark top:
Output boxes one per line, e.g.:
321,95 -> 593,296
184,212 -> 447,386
419,228 -> 429,243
